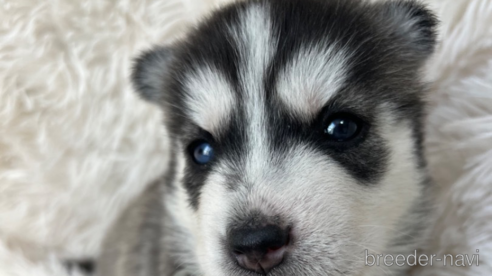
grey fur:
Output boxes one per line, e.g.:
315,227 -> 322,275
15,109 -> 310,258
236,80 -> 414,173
97,179 -> 195,276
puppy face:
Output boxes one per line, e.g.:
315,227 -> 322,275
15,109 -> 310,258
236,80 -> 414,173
133,0 -> 437,275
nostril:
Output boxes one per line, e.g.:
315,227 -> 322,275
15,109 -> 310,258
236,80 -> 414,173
228,225 -> 290,273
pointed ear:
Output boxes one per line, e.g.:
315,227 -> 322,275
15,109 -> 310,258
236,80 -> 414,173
131,46 -> 174,104
375,0 -> 438,59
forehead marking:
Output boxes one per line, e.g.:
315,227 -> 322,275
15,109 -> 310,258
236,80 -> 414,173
229,3 -> 277,181
276,44 -> 350,118
184,65 -> 236,135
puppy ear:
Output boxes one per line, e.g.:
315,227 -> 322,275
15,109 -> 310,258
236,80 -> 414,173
131,46 -> 174,104
375,0 -> 438,58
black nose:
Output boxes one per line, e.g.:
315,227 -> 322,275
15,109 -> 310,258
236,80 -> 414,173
228,225 -> 290,273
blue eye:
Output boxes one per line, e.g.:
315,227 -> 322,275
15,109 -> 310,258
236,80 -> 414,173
325,116 -> 360,141
192,142 -> 214,164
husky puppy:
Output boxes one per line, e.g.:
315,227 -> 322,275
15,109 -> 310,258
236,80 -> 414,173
97,0 -> 437,275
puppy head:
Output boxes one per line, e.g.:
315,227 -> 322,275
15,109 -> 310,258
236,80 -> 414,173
133,0 -> 437,275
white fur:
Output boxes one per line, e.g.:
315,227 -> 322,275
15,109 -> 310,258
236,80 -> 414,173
166,152 -> 201,274
231,2 -> 277,179
185,66 -> 236,135
0,0 -> 492,275
276,44 -> 349,118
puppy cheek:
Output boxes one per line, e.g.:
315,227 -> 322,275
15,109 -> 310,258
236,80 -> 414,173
195,173 -> 231,273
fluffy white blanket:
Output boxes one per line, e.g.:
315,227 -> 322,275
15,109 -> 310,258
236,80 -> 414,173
0,0 -> 491,275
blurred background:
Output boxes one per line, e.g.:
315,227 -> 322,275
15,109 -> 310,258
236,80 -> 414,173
0,0 -> 491,275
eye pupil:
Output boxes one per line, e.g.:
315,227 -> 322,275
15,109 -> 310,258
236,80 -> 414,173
325,117 -> 359,141
193,142 -> 214,164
